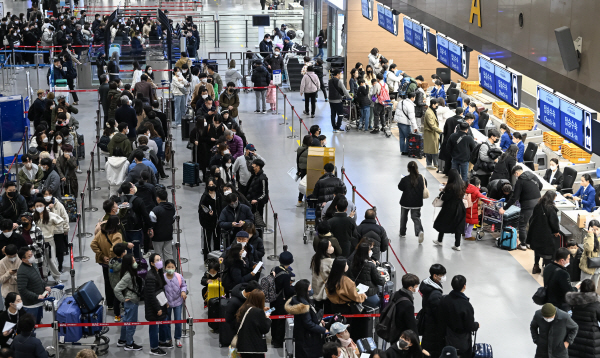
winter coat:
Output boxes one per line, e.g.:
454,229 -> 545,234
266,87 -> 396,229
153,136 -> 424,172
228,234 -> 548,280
107,133 -> 132,158
328,77 -> 351,104
312,257 -> 334,301
504,171 -> 543,210
0,307 -> 25,347
433,189 -> 466,234
398,174 -> 426,208
245,169 -> 269,207
18,164 -> 44,187
227,134 -> 244,160
531,308 -> 578,358
439,115 -> 463,161
326,275 -> 366,305
313,233 -> 342,258
0,193 -> 28,224
273,265 -> 295,307
11,332 -> 48,358
389,289 -> 418,344
198,192 -> 221,231
490,155 -> 517,182
171,75 -> 189,97
144,268 -> 168,321
300,71 -> 320,95
296,144 -> 309,172
439,290 -> 479,356
17,261 -> 45,306
423,107 -> 442,155
328,213 -> 360,258
312,173 -> 346,204
56,154 -> 78,194
43,168 -> 62,199
225,68 -> 243,87
218,203 -> 254,232
465,184 -> 487,225
115,105 -> 138,138
355,85 -> 371,107
219,91 -> 240,118
107,89 -> 122,120
285,296 -> 327,358
565,291 -> 600,358
356,219 -> 389,261
90,231 -> 123,264
114,271 -> 140,304
580,232 -> 600,276
386,70 -> 402,93
35,211 -> 64,243
544,262 -> 578,312
348,260 -> 384,296
251,65 -> 271,89
149,202 -> 175,242
0,232 -> 27,261
236,307 -> 271,354
164,272 -> 187,307
0,255 -> 20,298
528,204 -> 560,257
394,98 -> 418,130
108,257 -> 123,289
223,258 -> 256,293
46,198 -> 69,235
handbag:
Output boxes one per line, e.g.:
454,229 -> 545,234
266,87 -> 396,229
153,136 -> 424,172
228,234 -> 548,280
432,193 -> 443,207
463,193 -> 473,208
588,257 -> 600,269
349,302 -> 364,313
253,206 -> 266,228
532,286 -> 547,305
421,174 -> 430,199
230,308 -> 251,349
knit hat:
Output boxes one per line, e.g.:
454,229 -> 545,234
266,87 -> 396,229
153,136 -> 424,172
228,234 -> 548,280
541,303 -> 556,318
34,197 -> 48,206
236,231 -> 249,239
329,322 -> 349,335
279,245 -> 294,265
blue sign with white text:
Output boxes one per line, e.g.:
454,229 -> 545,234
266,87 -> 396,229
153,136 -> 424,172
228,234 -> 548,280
377,4 -> 397,36
412,22 -> 424,52
403,17 -> 413,45
561,100 -> 584,147
495,66 -> 512,104
436,35 -> 449,67
538,88 -> 560,133
361,0 -> 373,20
479,57 -> 495,94
448,41 -> 462,74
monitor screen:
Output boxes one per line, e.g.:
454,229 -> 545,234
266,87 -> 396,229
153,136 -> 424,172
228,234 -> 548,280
436,34 -> 449,67
361,0 -> 373,20
478,55 -> 522,109
478,56 -> 495,94
402,16 -> 428,53
403,17 -> 413,45
377,4 -> 398,36
536,86 -> 561,133
252,15 -> 270,27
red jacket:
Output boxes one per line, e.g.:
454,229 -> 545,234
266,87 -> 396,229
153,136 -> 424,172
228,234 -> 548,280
465,184 -> 488,224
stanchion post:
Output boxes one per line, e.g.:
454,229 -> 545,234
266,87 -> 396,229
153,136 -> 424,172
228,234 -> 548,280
264,203 -> 273,234
13,153 -> 19,192
36,45 -> 40,90
352,186 -> 356,204
74,213 -> 90,261
276,85 -> 279,115
53,321 -> 60,358
96,134 -> 103,172
90,152 -> 100,190
287,104 -> 294,138
188,317 -> 194,358
85,170 -> 98,211
267,213 -> 279,261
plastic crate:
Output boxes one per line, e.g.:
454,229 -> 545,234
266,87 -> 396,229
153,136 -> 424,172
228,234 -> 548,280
507,118 -> 534,130
562,143 -> 592,164
543,132 -> 564,151
492,101 -> 511,118
507,107 -> 534,119
461,81 -> 482,95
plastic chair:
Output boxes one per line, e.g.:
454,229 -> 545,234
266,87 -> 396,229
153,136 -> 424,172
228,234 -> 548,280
523,142 -> 538,171
561,166 -> 577,195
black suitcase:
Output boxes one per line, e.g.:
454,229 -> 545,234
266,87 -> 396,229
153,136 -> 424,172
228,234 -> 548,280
219,316 -> 235,347
181,114 -> 193,141
407,133 -> 424,159
76,133 -> 85,159
182,161 -> 200,187
62,194 -> 78,222
208,296 -> 228,332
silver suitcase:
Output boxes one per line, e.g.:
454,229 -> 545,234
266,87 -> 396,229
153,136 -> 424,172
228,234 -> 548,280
284,317 -> 294,358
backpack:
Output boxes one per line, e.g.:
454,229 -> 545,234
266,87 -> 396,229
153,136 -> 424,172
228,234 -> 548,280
377,81 -> 390,104
397,77 -> 415,98
260,266 -> 289,303
120,195 -> 140,231
375,295 -> 410,342
469,142 -> 485,165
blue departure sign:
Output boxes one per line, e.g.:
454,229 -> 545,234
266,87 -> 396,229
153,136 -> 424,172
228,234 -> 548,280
436,33 -> 469,78
478,56 -> 495,94
478,55 -> 523,109
377,4 -> 398,36
402,16 -> 429,53
560,99 -> 585,147
361,0 -> 373,21
537,85 -> 560,133
448,41 -> 462,74
412,22 -> 424,51
436,34 -> 449,67
495,66 -> 512,105
403,17 -> 413,45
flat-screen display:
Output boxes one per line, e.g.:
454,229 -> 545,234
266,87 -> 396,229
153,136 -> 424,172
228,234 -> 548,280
361,0 -> 373,21
478,56 -> 495,94
560,98 -> 586,148
478,55 -> 522,109
537,85 -> 560,133
252,15 -> 270,27
494,66 -> 512,104
427,32 -> 437,57
377,3 -> 398,36
402,16 -> 429,53
436,33 -> 469,78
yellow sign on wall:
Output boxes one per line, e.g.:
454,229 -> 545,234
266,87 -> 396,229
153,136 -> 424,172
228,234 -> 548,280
470,0 -> 482,27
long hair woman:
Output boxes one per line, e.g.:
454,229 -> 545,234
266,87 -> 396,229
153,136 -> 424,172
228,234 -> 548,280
349,243 -> 384,308
235,290 -> 271,357
33,198 -> 64,281
310,238 -> 335,312
499,123 -> 513,151
398,161 -> 427,242
433,169 -> 466,251
385,330 -> 428,358
113,254 -> 142,351
144,253 -> 170,355
490,144 -> 518,181
284,279 -> 327,358
528,190 -> 560,274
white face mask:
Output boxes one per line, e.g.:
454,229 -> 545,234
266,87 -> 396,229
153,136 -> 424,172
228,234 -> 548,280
238,241 -> 246,247
35,206 -> 44,213
202,94 -> 208,99
56,139 -> 62,144
224,190 -> 232,196
2,232 -> 11,238
544,317 -> 554,322
148,70 -> 152,74
241,250 -> 247,258
15,302 -> 22,310
223,149 -> 230,155
9,257 -> 16,262
550,165 -> 557,171
44,196 -> 52,202
368,250 -> 373,257
564,262 -> 570,268
327,246 -> 334,254
126,129 -> 130,135
226,163 -> 232,168
28,257 -> 37,265
42,137 -> 48,143
440,275 -> 447,283
275,52 -> 280,57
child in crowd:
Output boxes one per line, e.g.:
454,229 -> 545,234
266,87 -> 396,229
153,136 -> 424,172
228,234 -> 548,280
108,242 -> 129,322
201,258 -> 221,306
567,240 -> 583,282
464,177 -> 488,241
266,80 -> 277,112
164,259 -> 188,348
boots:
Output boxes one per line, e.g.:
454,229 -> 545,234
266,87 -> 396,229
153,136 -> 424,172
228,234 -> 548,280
532,264 -> 542,275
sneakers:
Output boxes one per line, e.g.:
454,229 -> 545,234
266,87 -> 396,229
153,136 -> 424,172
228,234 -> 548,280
117,340 -> 127,347
311,114 -> 315,118
261,111 -> 267,114
150,348 -> 167,356
254,110 -> 261,113
464,236 -> 477,241
176,340 -> 183,348
296,201 -> 303,207
333,129 -> 339,133
159,341 -> 174,349
418,231 -> 424,244
143,252 -> 152,259
114,315 -> 121,322
303,110 -> 309,115
72,101 -> 79,105
452,246 -> 461,251
370,128 -> 380,134
125,343 -> 143,351
426,166 -> 437,170
400,235 -> 406,239
433,240 -> 442,246
519,245 -> 527,251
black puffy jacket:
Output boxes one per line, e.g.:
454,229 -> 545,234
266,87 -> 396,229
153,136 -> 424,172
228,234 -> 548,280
312,173 -> 346,204
144,268 -> 168,322
356,219 -> 389,262
419,278 -> 446,358
347,260 -> 384,296
251,65 -> 271,88
246,170 -> 269,207
565,292 -> 600,358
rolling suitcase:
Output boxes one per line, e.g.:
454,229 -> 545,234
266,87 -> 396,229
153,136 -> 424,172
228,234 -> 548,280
181,114 -> 193,141
56,297 -> 83,343
206,281 -> 224,301
284,317 -> 294,358
182,161 -> 200,187
219,315 -> 235,347
74,281 -> 103,314
356,337 -> 377,354
208,296 -> 228,332
498,226 -> 517,251
62,194 -> 78,222
473,333 -> 493,358
407,133 -> 424,159
76,133 -> 85,159
379,280 -> 395,310
502,205 -> 520,228
379,262 -> 396,288
81,305 -> 104,336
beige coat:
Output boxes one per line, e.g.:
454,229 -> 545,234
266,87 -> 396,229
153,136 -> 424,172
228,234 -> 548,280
423,106 -> 443,154
90,231 -> 124,264
47,200 -> 70,235
311,257 -> 334,301
35,211 -> 65,243
0,255 -> 21,297
580,232 -> 599,275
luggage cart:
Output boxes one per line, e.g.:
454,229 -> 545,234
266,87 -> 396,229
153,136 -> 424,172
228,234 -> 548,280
45,286 -> 110,356
342,98 -> 360,131
475,198 -> 506,241
303,198 -> 319,244
381,100 -> 394,138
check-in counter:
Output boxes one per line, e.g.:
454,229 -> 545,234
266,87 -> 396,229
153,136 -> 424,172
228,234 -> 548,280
561,210 -> 590,244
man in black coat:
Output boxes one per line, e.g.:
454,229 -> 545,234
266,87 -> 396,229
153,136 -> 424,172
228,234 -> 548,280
258,34 -> 273,56
98,74 -> 110,121
386,273 -> 420,345
264,48 -> 284,73
439,107 -> 464,175
245,159 -> 269,217
419,264 -> 447,358
356,209 -> 389,261
447,122 -> 477,182
149,189 -> 176,261
28,90 -> 46,128
312,163 -> 346,204
327,197 -> 359,257
487,179 -> 512,201
218,193 -> 255,241
439,275 -> 479,358
0,182 -> 27,226
309,125 -> 322,146
151,100 -> 169,137
225,281 -> 261,334
115,96 -> 138,140
120,181 -> 153,258
544,247 -> 579,312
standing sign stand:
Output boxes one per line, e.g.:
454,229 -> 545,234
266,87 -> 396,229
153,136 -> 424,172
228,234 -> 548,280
272,70 -> 282,86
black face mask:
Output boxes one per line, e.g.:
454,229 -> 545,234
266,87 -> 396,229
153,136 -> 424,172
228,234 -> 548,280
207,185 -> 217,192
6,191 -> 15,199
398,339 -> 409,350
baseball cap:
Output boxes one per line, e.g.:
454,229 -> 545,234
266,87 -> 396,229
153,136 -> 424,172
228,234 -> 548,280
246,144 -> 256,151
329,322 -> 349,335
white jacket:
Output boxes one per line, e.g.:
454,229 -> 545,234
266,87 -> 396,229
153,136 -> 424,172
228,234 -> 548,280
368,53 -> 382,74
105,156 -> 130,197
300,72 -> 320,95
48,199 -> 70,234
386,70 -> 402,92
0,255 -> 20,298
171,75 -> 189,96
436,106 -> 454,128
131,69 -> 143,88
36,211 -> 65,243
311,257 -> 334,301
395,99 -> 418,130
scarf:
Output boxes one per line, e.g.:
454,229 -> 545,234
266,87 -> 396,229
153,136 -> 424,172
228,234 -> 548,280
423,277 -> 442,291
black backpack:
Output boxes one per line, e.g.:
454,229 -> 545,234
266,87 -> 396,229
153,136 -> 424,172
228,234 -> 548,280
376,294 -> 410,342
120,195 -> 139,231
469,142 -> 484,165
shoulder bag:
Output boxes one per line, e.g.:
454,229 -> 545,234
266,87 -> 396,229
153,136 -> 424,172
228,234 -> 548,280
432,192 -> 443,207
421,174 -> 430,199
230,307 -> 252,350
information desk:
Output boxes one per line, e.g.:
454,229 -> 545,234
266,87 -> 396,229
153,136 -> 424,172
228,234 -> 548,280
561,210 -> 589,244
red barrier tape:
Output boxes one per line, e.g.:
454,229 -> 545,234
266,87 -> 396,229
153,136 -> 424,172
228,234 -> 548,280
35,324 -> 53,328
277,86 -> 309,131
54,87 -> 169,92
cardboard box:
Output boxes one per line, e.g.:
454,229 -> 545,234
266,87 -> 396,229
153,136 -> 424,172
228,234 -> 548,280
578,213 -> 587,228
306,169 -> 324,196
307,147 -> 335,171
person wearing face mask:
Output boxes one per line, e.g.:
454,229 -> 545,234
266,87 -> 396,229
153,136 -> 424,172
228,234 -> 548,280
259,34 -> 273,57
531,303 -> 578,358
144,253 -> 171,355
17,154 -> 44,188
119,182 -> 153,259
219,154 -> 235,184
0,292 -> 25,348
245,159 -> 269,217
565,279 -> 600,357
218,193 -> 254,245
108,122 -> 133,158
474,129 -> 501,188
268,247 -> 296,348
528,190 -> 561,275
418,264 -> 447,358
0,245 -> 22,301
198,179 -> 222,259
55,144 -> 78,195
16,246 -> 51,324
566,174 -> 597,212
113,253 -> 143,351
222,243 -> 258,294
206,65 -> 223,94
32,199 -> 63,282
438,275 -> 479,358
191,74 -> 216,109
221,231 -> 257,271
162,259 -> 187,349
329,322 -> 359,358
39,189 -> 69,272
219,82 -> 241,122
542,158 -> 564,191
148,189 -> 175,261
385,330 -> 429,358
378,274 -> 421,347
311,238 -> 335,313
347,242 -> 384,309
284,279 -> 328,358
265,48 -> 284,74
0,182 -> 28,227
39,158 -> 62,199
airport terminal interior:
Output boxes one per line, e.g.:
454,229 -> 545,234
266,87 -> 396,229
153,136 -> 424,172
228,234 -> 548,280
0,0 -> 597,357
